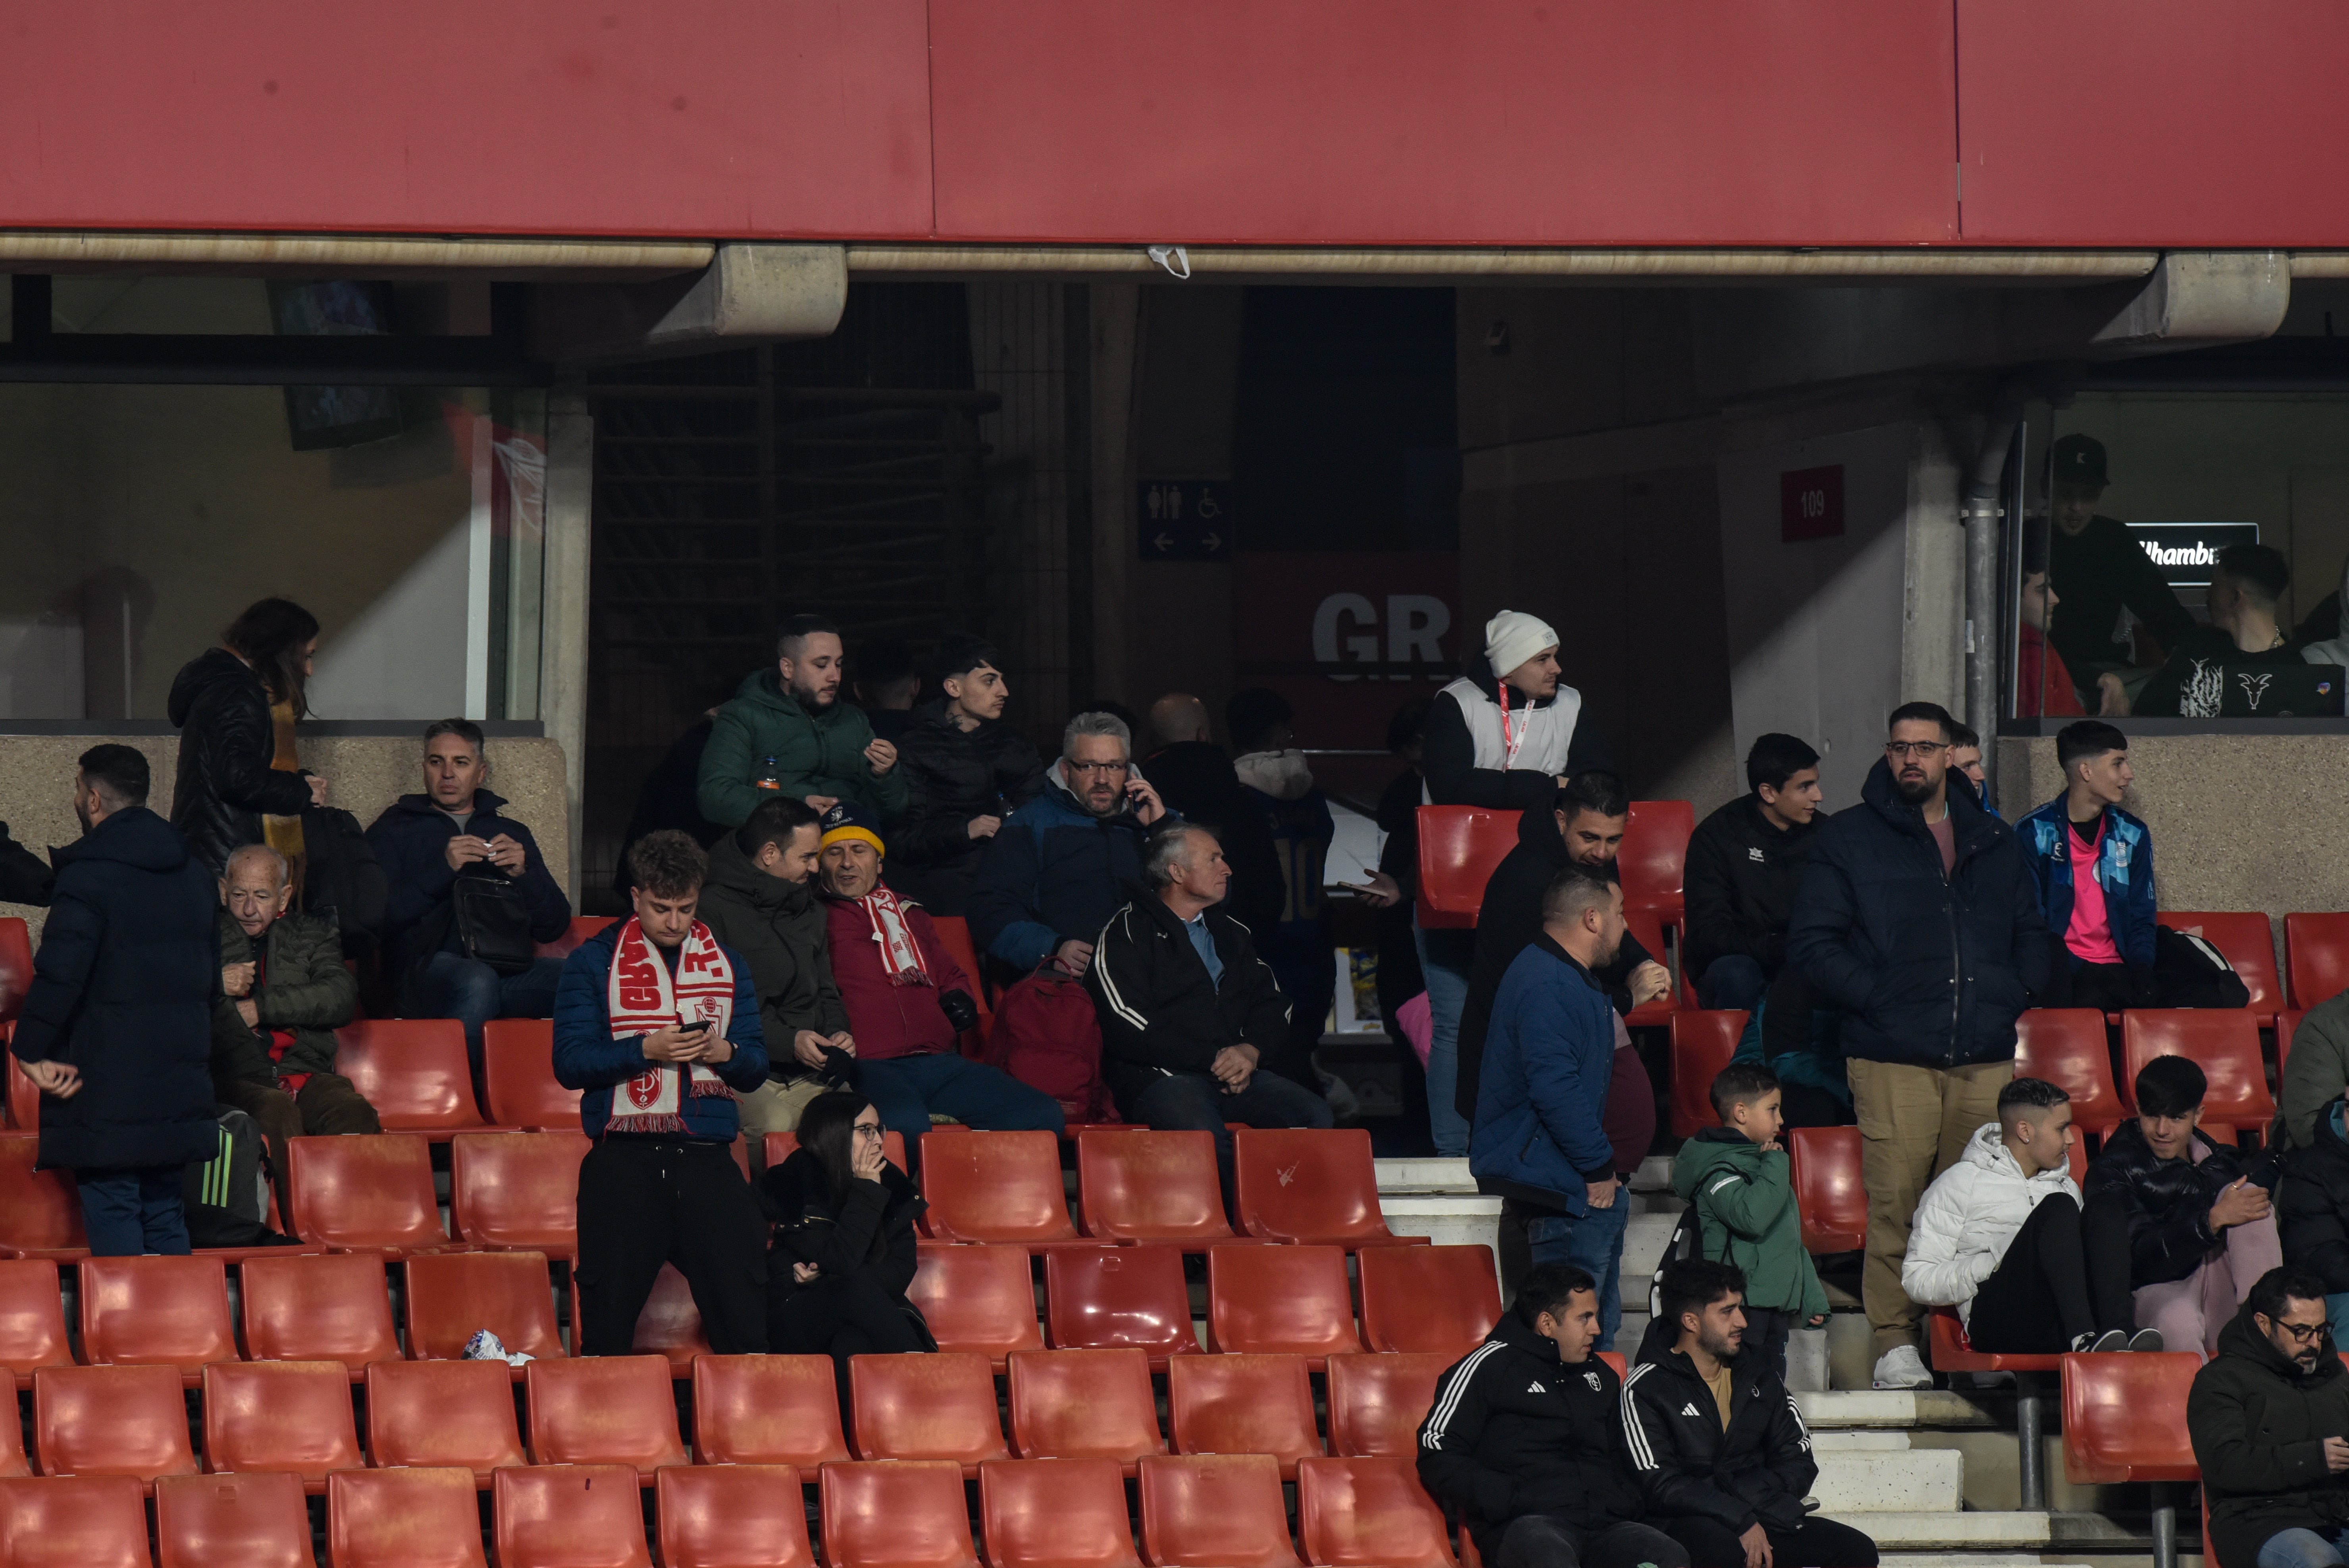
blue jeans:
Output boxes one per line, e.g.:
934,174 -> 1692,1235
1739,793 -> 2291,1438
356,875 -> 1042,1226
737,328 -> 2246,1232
1527,1192 -> 1631,1351
2259,1526 -> 2349,1568
1414,921 -> 1472,1157
858,1053 -> 1067,1142
418,952 -> 567,1069
79,1167 -> 191,1256
1698,955 -> 1769,1012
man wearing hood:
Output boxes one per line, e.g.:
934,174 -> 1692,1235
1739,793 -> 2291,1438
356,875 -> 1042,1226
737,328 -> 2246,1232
1786,700 -> 2050,1391
697,614 -> 911,831
2188,1267 -> 2349,1568
1227,687 -> 1337,1093
887,637 -> 1045,916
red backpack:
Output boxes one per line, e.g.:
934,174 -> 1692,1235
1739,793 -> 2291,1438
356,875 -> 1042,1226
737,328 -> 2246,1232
982,966 -> 1117,1124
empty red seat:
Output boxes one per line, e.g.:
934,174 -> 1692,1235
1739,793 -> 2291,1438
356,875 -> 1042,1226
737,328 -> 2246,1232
1357,1246 -> 1499,1356
1233,1129 -> 1417,1249
482,1020 -> 585,1132
614,1262 -> 712,1372
2120,1010 -> 2274,1139
820,1459 -> 981,1568
200,1360 -> 362,1492
286,1133 -> 453,1253
1298,1456 -> 1457,1568
921,1131 -> 1084,1247
0,1258 -> 72,1387
239,1251 -> 400,1377
327,1466 -> 489,1568
1206,1244 -> 1363,1364
1667,1012 -> 1745,1139
0,1379 -> 23,1477
450,1131 -> 588,1255
980,1458 -> 1143,1568
2157,912 -> 2282,1022
2014,1010 -> 2125,1136
335,1019 -> 488,1136
0,1474 -> 152,1568
1415,807 -> 1519,929
156,1470 -> 312,1568
1621,800 -> 1694,923
33,1363 -> 197,1488
526,1354 -> 687,1475
1168,1352 -> 1323,1479
1787,1126 -> 1868,1255
910,1243 -> 1043,1370
1325,1353 -> 1448,1458
364,1358 -> 528,1483
2062,1352 -> 2203,1484
77,1255 -> 237,1381
2287,913 -> 2349,1011
849,1352 -> 1010,1471
534,915 -> 616,962
1007,1348 -> 1165,1469
492,1463 -> 652,1568
1042,1246 -> 1200,1370
691,1354 -> 851,1468
654,1464 -> 814,1568
405,1250 -> 563,1362
1138,1453 -> 1301,1568
0,1131 -> 85,1257
1076,1130 -> 1238,1247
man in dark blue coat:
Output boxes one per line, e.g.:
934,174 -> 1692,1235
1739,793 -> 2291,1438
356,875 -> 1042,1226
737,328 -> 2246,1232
12,745 -> 219,1256
1787,700 -> 2049,1390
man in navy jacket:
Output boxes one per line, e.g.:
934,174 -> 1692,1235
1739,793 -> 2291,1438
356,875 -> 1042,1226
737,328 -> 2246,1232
2016,720 -> 2159,1012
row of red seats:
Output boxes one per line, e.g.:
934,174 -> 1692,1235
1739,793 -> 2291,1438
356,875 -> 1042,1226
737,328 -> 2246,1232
1416,801 -> 1691,929
0,1453 -> 1459,1568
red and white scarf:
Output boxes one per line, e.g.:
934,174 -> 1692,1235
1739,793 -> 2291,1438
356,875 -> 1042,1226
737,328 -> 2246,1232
606,915 -> 737,1134
854,887 -> 932,988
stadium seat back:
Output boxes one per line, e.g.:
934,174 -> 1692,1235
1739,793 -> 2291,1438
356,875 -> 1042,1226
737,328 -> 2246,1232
1325,1353 -> 1449,1458
819,1460 -> 981,1568
404,1250 -> 563,1362
920,1130 -> 1078,1245
1666,1012 -> 1745,1138
691,1355 -> 850,1467
980,1458 -> 1144,1568
0,1383 -> 23,1478
482,1019 -> 585,1131
0,917 -> 31,1025
2157,911 -> 2282,1020
0,1474 -> 152,1568
451,1131 -> 589,1252
286,1133 -> 449,1252
239,1251 -> 400,1373
2287,912 -> 2349,1011
654,1464 -> 814,1568
1042,1246 -> 1200,1368
1620,800 -> 1695,920
1076,1129 -> 1231,1243
1620,907 -> 1690,1022
534,915 -> 616,962
909,1243 -> 1044,1367
1168,1353 -> 1323,1478
2282,1009 -> 2306,1074
2120,1010 -> 2275,1134
0,1258 -> 72,1386
2014,1010 -> 2125,1135
617,1262 -> 712,1372
1008,1348 -> 1165,1465
526,1355 -> 686,1474
35,1363 -> 197,1484
334,1019 -> 485,1132
928,916 -> 994,1039
1298,1456 -> 1458,1568
78,1254 -> 237,1375
1232,1128 -> 1395,1245
1205,1244 -> 1363,1360
1356,1246 -> 1499,1356
2061,1352 -> 2203,1484
327,1465 -> 489,1568
1786,1126 -> 1868,1255
201,1360 -> 362,1487
849,1351 -> 1010,1466
1414,806 -> 1519,929
1138,1453 -> 1302,1568
0,1132 -> 84,1254
492,1463 -> 653,1568
364,1358 -> 528,1481
156,1470 -> 312,1568
4,1055 -> 38,1136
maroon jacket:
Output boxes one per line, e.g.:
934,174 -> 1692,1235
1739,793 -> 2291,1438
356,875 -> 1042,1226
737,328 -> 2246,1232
822,894 -> 974,1061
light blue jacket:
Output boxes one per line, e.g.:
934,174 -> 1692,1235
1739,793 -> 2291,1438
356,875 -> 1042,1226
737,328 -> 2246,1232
2017,799 -> 2156,969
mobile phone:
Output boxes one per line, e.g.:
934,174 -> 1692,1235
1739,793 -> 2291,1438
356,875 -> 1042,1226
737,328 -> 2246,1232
1332,880 -> 1380,897
680,1019 -> 714,1035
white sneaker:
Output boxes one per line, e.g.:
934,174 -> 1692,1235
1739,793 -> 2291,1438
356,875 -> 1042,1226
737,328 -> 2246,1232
1871,1345 -> 1932,1390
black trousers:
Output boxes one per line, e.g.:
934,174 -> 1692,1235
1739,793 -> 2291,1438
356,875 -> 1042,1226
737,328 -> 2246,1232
576,1137 -> 768,1356
1962,1193 -> 2134,1354
1742,1307 -> 1794,1386
1494,1517 -> 1690,1568
769,1268 -> 931,1419
2043,945 -> 2157,1012
1664,1514 -> 1879,1568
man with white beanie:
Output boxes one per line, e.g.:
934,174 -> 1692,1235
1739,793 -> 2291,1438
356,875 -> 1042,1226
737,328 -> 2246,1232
1415,610 -> 1616,1156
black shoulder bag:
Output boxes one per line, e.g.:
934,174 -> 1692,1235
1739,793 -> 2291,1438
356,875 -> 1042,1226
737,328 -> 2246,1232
450,870 -> 538,975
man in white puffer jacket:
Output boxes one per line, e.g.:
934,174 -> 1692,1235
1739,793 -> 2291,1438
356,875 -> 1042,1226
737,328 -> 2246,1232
1903,1077 -> 2157,1356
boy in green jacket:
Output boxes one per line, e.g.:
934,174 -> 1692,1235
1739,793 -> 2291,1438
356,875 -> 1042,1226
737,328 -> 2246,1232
1672,1062 -> 1829,1380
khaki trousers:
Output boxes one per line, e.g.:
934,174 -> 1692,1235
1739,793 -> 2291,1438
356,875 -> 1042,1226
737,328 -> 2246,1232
736,1077 -> 832,1172
1847,1056 -> 2013,1356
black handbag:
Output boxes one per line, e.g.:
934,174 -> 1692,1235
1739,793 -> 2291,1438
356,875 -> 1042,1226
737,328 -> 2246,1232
450,872 -> 538,976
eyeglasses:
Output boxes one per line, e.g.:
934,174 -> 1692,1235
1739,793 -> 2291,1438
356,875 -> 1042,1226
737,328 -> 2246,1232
2274,1318 -> 2328,1344
1067,760 -> 1132,777
1884,741 -> 1949,759
851,1122 -> 886,1139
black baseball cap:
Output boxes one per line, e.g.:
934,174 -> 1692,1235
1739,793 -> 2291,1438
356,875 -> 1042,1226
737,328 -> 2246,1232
2051,433 -> 2108,490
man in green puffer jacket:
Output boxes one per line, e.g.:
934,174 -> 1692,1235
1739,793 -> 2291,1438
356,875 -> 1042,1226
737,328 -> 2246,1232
1673,1062 -> 1829,1381
2280,989 -> 2349,1151
697,616 -> 911,830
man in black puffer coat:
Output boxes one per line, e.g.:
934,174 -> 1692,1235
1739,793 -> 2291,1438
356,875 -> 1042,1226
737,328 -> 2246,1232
2280,1098 -> 2349,1345
11,746 -> 219,1256
2188,1270 -> 2349,1568
888,639 -> 1045,916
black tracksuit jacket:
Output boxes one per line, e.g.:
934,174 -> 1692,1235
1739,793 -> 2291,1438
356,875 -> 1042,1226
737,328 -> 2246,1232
1084,892 -> 1292,1114
1621,1319 -> 1818,1534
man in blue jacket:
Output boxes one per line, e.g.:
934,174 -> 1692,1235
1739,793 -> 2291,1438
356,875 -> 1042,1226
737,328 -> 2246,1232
555,829 -> 770,1356
1471,862 -> 1634,1345
2016,720 -> 2158,1012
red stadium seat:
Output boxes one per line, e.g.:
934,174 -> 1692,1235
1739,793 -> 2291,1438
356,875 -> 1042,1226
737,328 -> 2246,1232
2062,1350 -> 2202,1553
2282,1009 -> 2306,1074
1168,1352 -> 1323,1479
1926,1308 -> 2060,1506
762,1129 -> 907,1174
0,1474 -> 152,1568
535,915 -> 616,962
980,1457 -> 1143,1568
364,1359 -> 527,1483
849,1352 -> 1010,1472
77,1255 -> 237,1381
0,1131 -> 84,1257
1357,1245 -> 1499,1356
2157,912 -> 2282,1022
655,1464 -> 814,1568
334,1019 -> 489,1137
526,1355 -> 687,1475
1206,1244 -> 1363,1365
450,1131 -> 588,1256
1414,807 -> 1519,929
692,1355 -> 851,1468
1621,907 -> 1690,1024
482,1020 -> 585,1132
492,1463 -> 653,1568
820,1460 -> 981,1568
0,1385 -> 23,1478
0,918 -> 31,1025
909,1243 -> 1043,1369
1138,1453 -> 1302,1568
2120,1010 -> 2275,1140
921,1130 -> 1085,1247
1325,1353 -> 1449,1458
1787,1126 -> 1868,1255
1298,1456 -> 1458,1568
1621,800 -> 1694,924
327,1466 -> 489,1568
156,1470 -> 312,1568
1076,1130 -> 1240,1246
2287,913 -> 2349,1011
286,1133 -> 454,1254
200,1360 -> 362,1492
1042,1245 -> 1201,1370
5,1053 -> 38,1136
33,1363 -> 197,1488
1667,1012 -> 1745,1138
2014,1010 -> 2125,1137
239,1252 -> 400,1377
1007,1348 -> 1165,1469
928,915 -> 994,1041
405,1250 -> 563,1362
604,1262 -> 714,1373
1232,1129 -> 1418,1249
0,1258 -> 72,1387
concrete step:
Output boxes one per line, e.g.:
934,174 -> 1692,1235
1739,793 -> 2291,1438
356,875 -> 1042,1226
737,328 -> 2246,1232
1375,1195 -> 1500,1257
1622,1212 -> 1679,1300
1374,1156 -> 1476,1194
1633,1154 -> 1675,1192
1814,1430 -> 1912,1451
1813,1449 -> 1964,1514
1854,1513 -> 2053,1551
1795,1390 -> 1998,1429
1881,1557 -> 2097,1568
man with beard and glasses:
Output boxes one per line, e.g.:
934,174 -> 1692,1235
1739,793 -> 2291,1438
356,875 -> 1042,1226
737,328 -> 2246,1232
1787,701 -> 2049,1391
699,614 -> 911,830
2189,1267 -> 2349,1568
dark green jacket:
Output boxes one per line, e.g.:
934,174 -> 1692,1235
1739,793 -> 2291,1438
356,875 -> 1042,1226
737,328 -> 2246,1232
210,909 -> 356,1087
2280,991 -> 2349,1150
1672,1127 -> 1829,1320
696,668 -> 912,829
2191,1301 -> 2349,1568
695,834 -> 849,1080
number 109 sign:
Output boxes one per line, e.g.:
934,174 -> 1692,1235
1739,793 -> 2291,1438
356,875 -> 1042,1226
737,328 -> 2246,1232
1780,464 -> 1845,543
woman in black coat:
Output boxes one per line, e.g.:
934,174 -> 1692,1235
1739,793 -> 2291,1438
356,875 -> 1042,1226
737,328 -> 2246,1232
760,1091 -> 934,1408
166,598 -> 327,880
